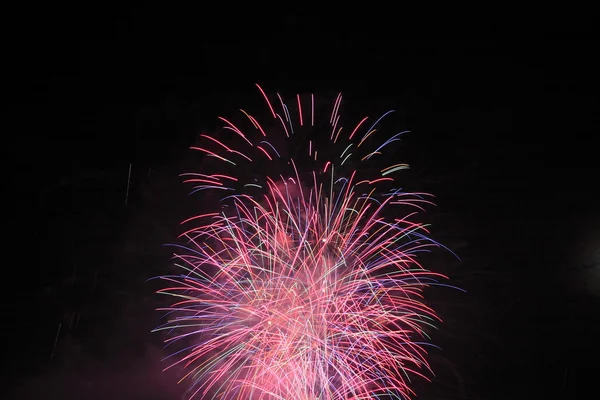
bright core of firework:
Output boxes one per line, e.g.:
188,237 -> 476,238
153,85 -> 454,400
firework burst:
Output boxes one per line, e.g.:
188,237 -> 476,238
153,85 -> 456,399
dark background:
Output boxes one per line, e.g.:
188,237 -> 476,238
5,6 -> 599,400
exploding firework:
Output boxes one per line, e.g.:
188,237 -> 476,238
153,85 -> 456,399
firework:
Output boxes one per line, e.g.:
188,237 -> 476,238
153,85 -> 454,399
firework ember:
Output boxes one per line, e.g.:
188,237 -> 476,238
153,85 -> 455,399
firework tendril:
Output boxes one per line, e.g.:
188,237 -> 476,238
153,85 -> 458,399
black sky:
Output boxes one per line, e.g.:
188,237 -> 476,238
6,6 -> 600,400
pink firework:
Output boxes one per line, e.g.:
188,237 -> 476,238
154,85 -> 453,399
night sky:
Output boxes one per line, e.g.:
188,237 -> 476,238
7,7 -> 599,400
